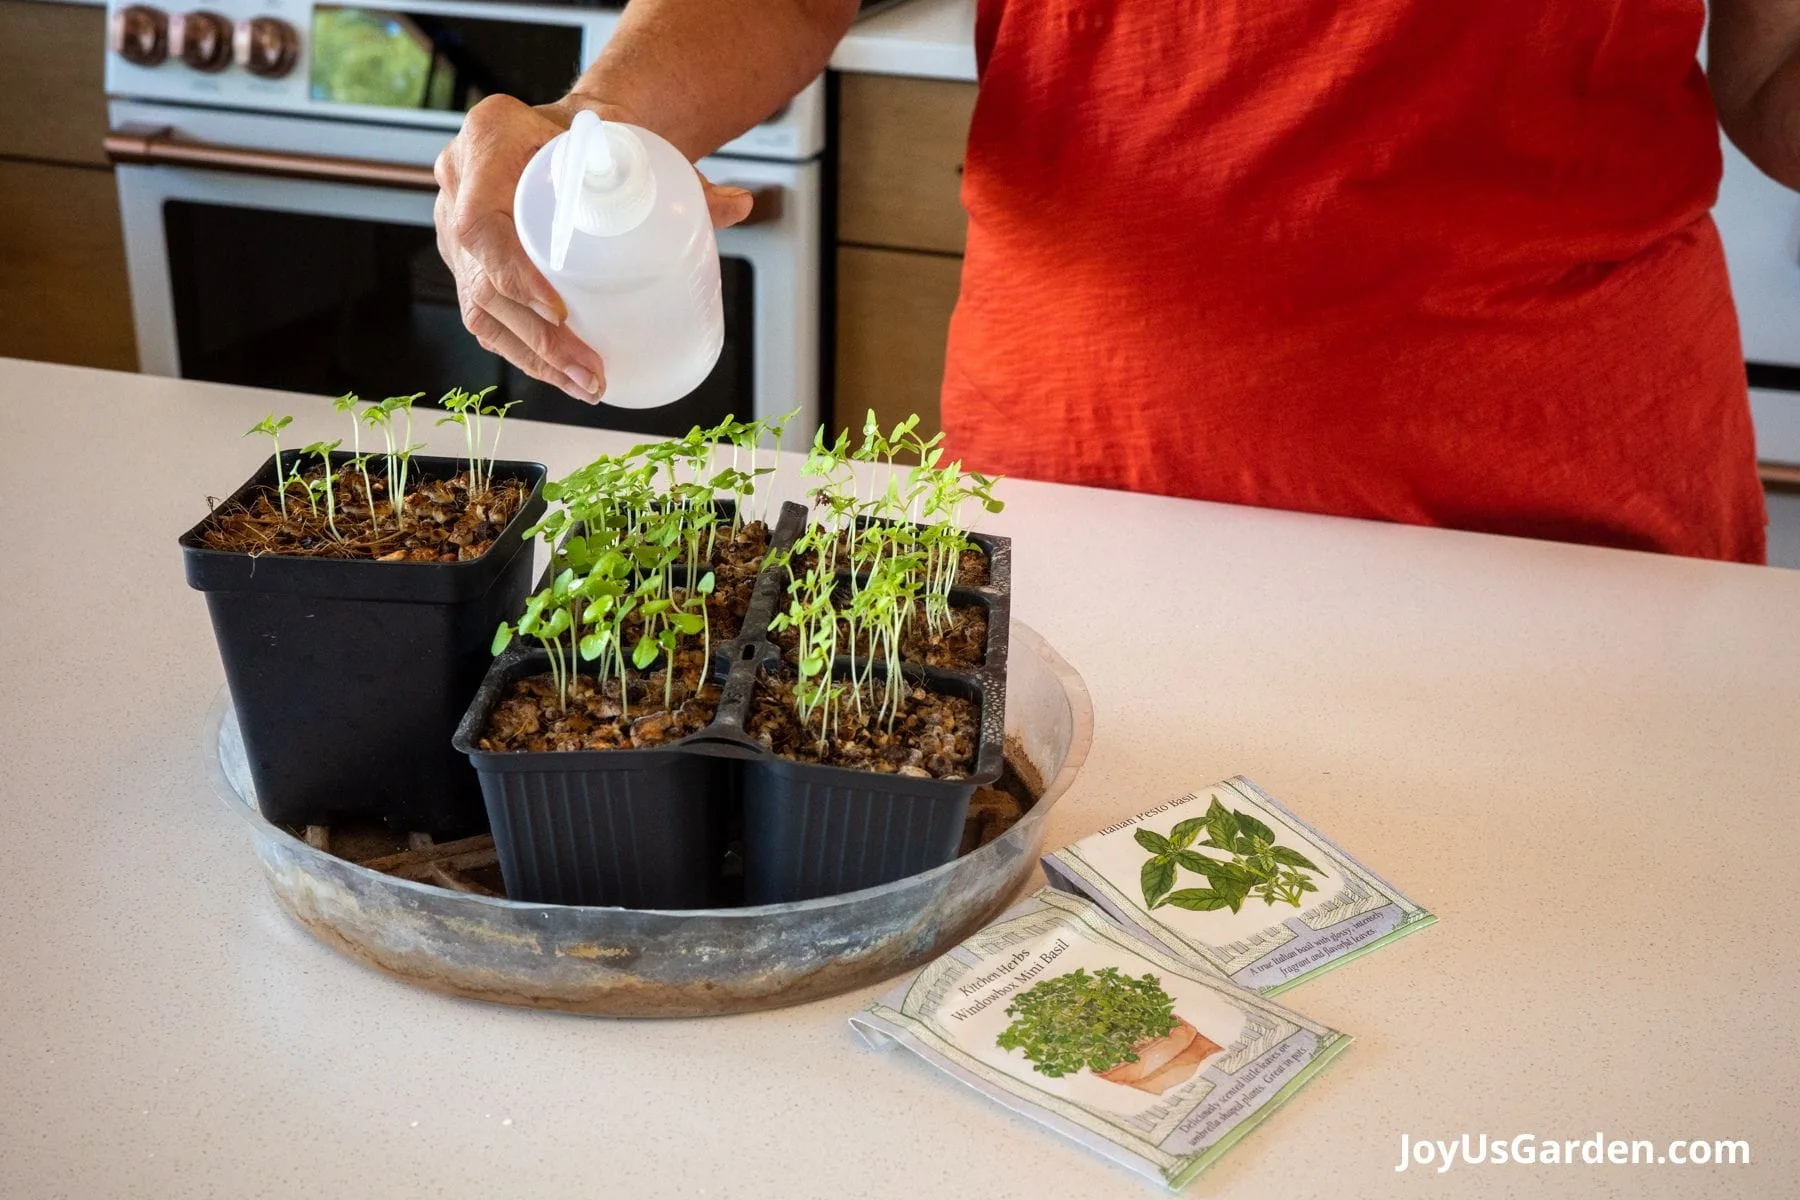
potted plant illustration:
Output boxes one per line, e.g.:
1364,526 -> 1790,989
1136,798 -> 1323,913
996,967 -> 1222,1096
181,388 -> 546,836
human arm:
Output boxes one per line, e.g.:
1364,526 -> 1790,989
1710,0 -> 1800,190
433,0 -> 861,400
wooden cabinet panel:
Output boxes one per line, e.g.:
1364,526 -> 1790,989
834,246 -> 963,441
0,159 -> 139,371
838,74 -> 977,255
0,0 -> 111,166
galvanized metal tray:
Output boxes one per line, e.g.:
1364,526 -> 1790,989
205,620 -> 1092,1017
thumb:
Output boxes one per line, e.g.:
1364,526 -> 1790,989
702,180 -> 756,230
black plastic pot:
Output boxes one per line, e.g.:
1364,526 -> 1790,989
456,501 -> 1012,907
737,665 -> 1007,904
181,451 -> 546,836
457,649 -> 734,908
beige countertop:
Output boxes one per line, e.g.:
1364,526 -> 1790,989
1,357 -> 1796,1199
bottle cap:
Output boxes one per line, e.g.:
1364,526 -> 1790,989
548,110 -> 657,269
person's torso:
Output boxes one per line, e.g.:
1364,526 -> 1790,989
943,0 -> 1764,561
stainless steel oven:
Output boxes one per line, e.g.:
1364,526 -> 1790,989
104,0 -> 823,437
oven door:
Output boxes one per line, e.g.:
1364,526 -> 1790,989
109,125 -> 819,437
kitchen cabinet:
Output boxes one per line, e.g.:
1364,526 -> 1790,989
0,0 -> 138,370
833,74 -> 977,441
836,246 -> 964,439
0,158 -> 139,372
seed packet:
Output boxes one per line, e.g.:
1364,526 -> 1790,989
1042,776 -> 1434,995
850,888 -> 1350,1190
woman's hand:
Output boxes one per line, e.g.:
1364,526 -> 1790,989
433,94 -> 756,403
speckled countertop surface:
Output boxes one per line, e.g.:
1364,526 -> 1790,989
1,357 -> 1796,1199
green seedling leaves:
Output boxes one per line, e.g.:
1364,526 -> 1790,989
631,635 -> 658,670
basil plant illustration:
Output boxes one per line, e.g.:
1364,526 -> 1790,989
995,967 -> 1177,1078
1137,797 -> 1321,912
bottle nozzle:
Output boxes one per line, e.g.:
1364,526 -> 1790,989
550,109 -> 605,272
545,110 -> 659,268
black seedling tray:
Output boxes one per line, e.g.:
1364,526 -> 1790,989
456,501 -> 1012,908
183,451 -> 547,836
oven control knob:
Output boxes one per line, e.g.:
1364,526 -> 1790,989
171,10 -> 233,73
234,16 -> 299,79
110,5 -> 169,67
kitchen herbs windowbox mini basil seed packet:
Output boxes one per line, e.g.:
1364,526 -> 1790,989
1043,776 -> 1435,995
849,888 -> 1350,1190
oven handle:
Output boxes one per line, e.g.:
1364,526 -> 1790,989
104,125 -> 786,223
104,126 -> 440,191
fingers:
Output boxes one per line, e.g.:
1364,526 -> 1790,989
487,288 -> 607,400
701,177 -> 756,229
464,306 -> 590,402
436,94 -> 609,402
453,205 -> 565,324
457,257 -> 605,402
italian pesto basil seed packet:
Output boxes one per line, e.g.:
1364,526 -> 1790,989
1043,777 -> 1435,995
849,888 -> 1350,1190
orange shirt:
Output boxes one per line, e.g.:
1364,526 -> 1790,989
942,0 -> 1767,562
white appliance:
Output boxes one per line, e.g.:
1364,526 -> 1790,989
1716,139 -> 1800,469
103,0 -> 824,437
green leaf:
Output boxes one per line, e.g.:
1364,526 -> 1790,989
1172,849 -> 1211,873
1269,845 -> 1321,872
578,631 -> 609,660
1168,817 -> 1206,849
1187,855 -> 1252,887
1133,828 -> 1172,855
1140,857 -> 1177,908
1202,798 -> 1239,848
490,623 -> 514,655
1233,809 -> 1275,844
1163,888 -> 1231,912
631,635 -> 657,669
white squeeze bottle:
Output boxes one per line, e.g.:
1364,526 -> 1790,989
514,110 -> 724,407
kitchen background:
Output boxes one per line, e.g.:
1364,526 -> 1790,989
2,0 -> 1796,566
